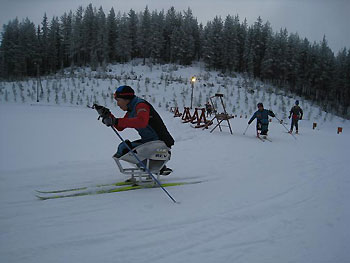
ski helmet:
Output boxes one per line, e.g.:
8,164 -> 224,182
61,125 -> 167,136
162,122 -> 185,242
114,85 -> 135,100
295,100 -> 299,105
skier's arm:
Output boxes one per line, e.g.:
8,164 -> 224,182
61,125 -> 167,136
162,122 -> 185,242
268,110 -> 275,117
116,103 -> 150,130
300,107 -> 303,119
113,112 -> 128,131
248,112 -> 256,124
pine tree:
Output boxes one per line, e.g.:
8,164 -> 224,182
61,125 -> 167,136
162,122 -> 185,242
237,18 -> 248,72
82,4 -> 97,65
150,10 -> 165,63
178,8 -> 197,65
128,9 -> 139,59
15,18 -> 39,77
139,6 -> 152,64
96,7 -> 107,65
116,13 -> 131,62
106,7 -> 117,62
47,16 -> 61,72
72,6 -> 84,66
40,13 -> 49,73
222,15 -> 238,73
0,18 -> 20,78
61,11 -> 73,68
163,7 -> 179,62
203,16 -> 224,70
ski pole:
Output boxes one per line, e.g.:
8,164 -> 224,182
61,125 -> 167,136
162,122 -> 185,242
274,116 -> 297,140
243,124 -> 250,135
110,126 -> 178,203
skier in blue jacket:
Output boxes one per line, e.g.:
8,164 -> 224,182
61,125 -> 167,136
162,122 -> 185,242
248,103 -> 275,136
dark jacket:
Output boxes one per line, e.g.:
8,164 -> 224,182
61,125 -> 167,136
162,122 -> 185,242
248,109 -> 275,125
289,105 -> 303,120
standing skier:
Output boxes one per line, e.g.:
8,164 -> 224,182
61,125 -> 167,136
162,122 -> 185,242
94,85 -> 174,175
205,101 -> 213,117
288,100 -> 303,134
248,103 -> 275,137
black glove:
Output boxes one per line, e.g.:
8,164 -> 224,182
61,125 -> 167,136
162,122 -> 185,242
102,115 -> 118,127
248,120 -> 252,125
270,111 -> 275,117
299,116 -> 302,120
288,116 -> 291,119
93,104 -> 111,119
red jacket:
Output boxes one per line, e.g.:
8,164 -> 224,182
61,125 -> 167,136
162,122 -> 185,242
113,102 -> 150,131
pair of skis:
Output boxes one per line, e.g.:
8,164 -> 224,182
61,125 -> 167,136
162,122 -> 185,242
243,124 -> 272,142
257,135 -> 272,142
36,180 -> 202,200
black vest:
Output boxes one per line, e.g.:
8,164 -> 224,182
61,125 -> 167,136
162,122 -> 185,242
128,97 -> 174,148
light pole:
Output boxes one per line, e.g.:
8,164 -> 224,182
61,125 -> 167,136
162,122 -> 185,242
36,62 -> 40,102
34,60 -> 42,102
190,76 -> 196,109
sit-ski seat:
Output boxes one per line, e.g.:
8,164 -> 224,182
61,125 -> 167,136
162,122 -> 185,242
112,140 -> 171,183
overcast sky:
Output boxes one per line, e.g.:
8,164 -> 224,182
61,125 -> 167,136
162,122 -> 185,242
0,0 -> 349,53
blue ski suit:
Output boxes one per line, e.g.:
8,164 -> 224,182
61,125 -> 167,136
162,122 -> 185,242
248,109 -> 275,135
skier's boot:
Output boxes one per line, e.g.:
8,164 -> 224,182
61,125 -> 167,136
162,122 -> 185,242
160,166 -> 173,176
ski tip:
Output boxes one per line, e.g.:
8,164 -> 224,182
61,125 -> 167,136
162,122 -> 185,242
35,195 -> 48,200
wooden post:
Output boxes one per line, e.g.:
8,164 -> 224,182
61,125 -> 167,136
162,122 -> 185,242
173,107 -> 182,117
337,127 -> 343,134
313,123 -> 317,129
182,107 -> 192,122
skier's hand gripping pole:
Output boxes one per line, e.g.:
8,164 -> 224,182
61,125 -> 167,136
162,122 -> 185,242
91,104 -> 178,204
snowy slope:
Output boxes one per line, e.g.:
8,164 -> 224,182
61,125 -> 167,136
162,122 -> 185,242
1,61 -> 347,126
1,101 -> 350,263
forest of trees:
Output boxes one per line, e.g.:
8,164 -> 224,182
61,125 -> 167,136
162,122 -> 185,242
0,5 -> 349,117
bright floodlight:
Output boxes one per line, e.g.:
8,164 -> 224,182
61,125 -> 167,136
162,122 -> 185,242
191,76 -> 196,83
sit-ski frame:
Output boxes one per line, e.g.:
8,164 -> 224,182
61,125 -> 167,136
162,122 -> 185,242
112,140 -> 171,184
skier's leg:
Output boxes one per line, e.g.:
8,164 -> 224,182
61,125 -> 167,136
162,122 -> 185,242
261,124 -> 268,136
115,140 -> 143,158
295,119 -> 299,133
256,122 -> 262,136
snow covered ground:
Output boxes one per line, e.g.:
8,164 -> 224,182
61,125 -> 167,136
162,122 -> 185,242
1,101 -> 349,263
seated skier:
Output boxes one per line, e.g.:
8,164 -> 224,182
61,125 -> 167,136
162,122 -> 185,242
248,103 -> 275,137
94,85 -> 174,175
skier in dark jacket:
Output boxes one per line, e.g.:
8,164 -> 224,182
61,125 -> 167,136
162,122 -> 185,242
205,101 -> 213,117
94,85 -> 174,175
288,100 -> 303,134
248,103 -> 275,136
